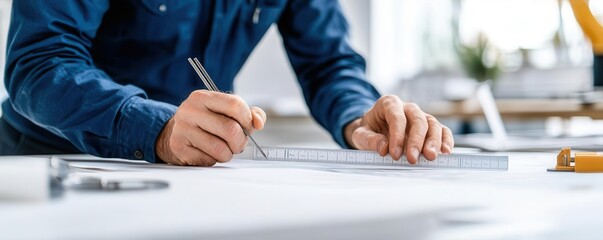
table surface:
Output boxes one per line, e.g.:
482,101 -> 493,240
1,149 -> 603,240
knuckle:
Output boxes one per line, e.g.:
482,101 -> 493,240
226,95 -> 244,109
425,114 -> 437,122
427,117 -> 440,127
190,90 -> 207,99
411,114 -> 428,124
223,121 -> 242,140
381,94 -> 398,102
232,94 -> 245,104
380,95 -> 399,107
211,142 -> 229,157
408,135 -> 425,146
406,102 -> 422,112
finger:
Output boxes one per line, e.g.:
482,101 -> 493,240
441,126 -> 454,154
404,103 -> 428,164
351,126 -> 389,156
187,109 -> 248,154
250,106 -> 267,131
184,126 -> 234,163
378,96 -> 407,160
193,90 -> 254,130
422,115 -> 442,161
170,138 -> 217,167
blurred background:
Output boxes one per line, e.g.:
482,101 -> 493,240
1,0 -> 603,148
235,0 -> 603,147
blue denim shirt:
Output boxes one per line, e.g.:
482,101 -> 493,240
2,0 -> 380,162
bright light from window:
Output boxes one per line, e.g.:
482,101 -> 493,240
459,0 -> 560,51
590,0 -> 603,19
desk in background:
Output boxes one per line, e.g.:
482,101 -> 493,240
426,98 -> 603,120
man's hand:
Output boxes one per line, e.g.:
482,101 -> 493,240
345,95 -> 454,164
156,90 -> 266,166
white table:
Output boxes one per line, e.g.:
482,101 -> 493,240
1,151 -> 603,240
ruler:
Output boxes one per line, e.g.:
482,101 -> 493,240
240,146 -> 508,170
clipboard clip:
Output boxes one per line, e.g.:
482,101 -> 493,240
548,147 -> 603,173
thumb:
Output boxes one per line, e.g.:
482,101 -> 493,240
250,106 -> 267,131
352,126 -> 389,156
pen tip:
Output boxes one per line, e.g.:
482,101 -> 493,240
258,148 -> 268,159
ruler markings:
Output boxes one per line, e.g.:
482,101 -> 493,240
252,146 -> 508,170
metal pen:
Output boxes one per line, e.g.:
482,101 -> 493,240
187,57 -> 268,159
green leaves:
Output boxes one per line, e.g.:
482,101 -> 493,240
457,34 -> 502,82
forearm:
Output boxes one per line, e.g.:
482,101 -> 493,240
8,60 -> 177,161
6,0 -> 177,162
278,0 -> 380,148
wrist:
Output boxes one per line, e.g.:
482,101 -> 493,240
344,118 -> 362,149
155,118 -> 175,163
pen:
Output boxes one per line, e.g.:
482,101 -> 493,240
249,0 -> 261,24
187,57 -> 268,159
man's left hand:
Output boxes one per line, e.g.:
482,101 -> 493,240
344,95 -> 454,164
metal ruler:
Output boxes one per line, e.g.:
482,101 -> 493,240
240,146 -> 508,170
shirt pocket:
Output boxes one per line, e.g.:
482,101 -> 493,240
121,0 -> 198,40
239,0 -> 286,28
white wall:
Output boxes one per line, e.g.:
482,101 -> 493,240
235,0 -> 372,116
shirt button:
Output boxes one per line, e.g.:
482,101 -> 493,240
134,150 -> 144,159
158,4 -> 167,13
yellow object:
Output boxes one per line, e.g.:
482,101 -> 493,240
569,0 -> 603,54
550,147 -> 603,173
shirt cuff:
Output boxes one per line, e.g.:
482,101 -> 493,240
116,96 -> 177,163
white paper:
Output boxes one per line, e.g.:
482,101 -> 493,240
2,152 -> 603,239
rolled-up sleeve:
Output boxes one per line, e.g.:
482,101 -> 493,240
5,1 -> 176,162
277,0 -> 381,148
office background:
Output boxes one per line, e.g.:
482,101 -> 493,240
0,0 -> 602,137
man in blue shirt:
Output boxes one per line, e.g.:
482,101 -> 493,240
0,0 -> 454,166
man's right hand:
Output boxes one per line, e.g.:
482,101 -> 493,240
155,90 -> 266,166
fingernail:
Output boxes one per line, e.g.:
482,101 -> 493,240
394,147 -> 402,160
412,148 -> 420,163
